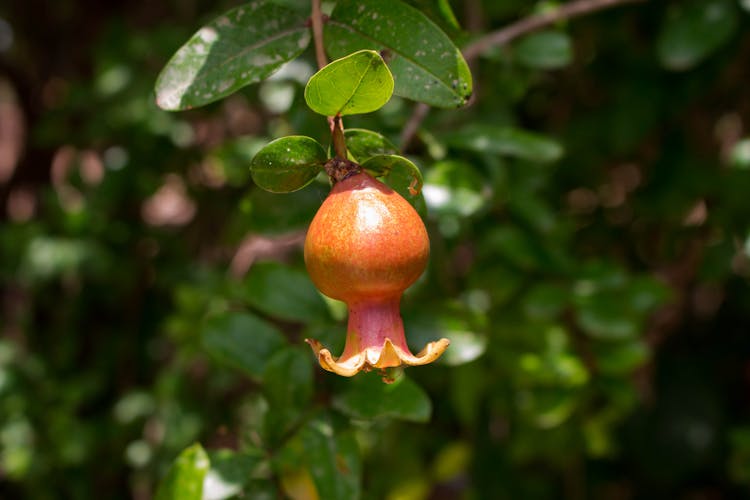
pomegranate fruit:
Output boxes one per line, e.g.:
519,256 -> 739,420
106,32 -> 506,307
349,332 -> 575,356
304,170 -> 449,377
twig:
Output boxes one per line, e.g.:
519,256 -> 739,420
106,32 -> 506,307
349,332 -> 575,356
399,0 -> 646,151
310,0 -> 327,70
310,0 -> 345,163
399,102 -> 430,151
229,231 -> 306,278
463,0 -> 645,61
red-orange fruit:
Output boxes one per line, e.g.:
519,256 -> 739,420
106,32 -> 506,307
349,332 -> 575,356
304,171 -> 449,377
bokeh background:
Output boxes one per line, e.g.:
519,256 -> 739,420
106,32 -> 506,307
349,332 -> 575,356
2,0 -> 750,498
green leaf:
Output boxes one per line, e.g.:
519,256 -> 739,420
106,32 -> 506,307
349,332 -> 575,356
445,125 -> 563,163
626,276 -> 671,314
334,372 -> 432,422
343,128 -> 399,162
404,0 -> 461,33
518,387 -> 579,429
244,261 -> 329,323
326,0 -> 472,108
250,136 -> 327,193
21,236 -> 97,282
450,362 -> 486,427
263,348 -> 313,442
248,183 -> 330,232
575,293 -> 639,340
361,154 -> 424,204
202,312 -> 286,379
156,444 -> 210,500
263,348 -> 313,412
515,327 -> 589,388
731,138 -> 750,169
277,416 -> 361,500
406,306 -> 487,366
304,50 -> 394,116
522,283 -> 569,321
483,226 -> 544,271
422,160 -> 488,217
593,340 -> 649,376
203,449 -> 268,500
467,265 -> 523,307
657,0 -> 738,71
515,31 -> 573,69
155,1 -> 311,110
507,193 -> 558,234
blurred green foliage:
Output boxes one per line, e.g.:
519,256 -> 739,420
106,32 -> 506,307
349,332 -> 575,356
1,0 -> 750,499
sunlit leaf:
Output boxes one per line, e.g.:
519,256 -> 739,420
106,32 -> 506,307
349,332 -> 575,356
156,444 -> 210,500
445,125 -> 563,163
406,306 -> 487,366
422,160 -> 488,217
21,237 -> 98,282
731,138 -> 750,169
203,449 -> 267,500
326,0 -> 472,108
279,469 -> 319,500
305,50 -> 394,116
155,1 -> 310,110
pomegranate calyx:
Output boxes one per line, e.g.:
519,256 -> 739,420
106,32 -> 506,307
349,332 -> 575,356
305,337 -> 450,377
324,157 -> 360,184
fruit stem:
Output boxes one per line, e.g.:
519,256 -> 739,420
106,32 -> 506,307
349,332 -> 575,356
331,114 -> 348,160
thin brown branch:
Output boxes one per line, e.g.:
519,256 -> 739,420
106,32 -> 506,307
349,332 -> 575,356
400,0 -> 646,151
399,102 -> 430,151
463,0 -> 645,61
310,0 -> 327,70
310,1 -> 344,158
229,231 -> 306,278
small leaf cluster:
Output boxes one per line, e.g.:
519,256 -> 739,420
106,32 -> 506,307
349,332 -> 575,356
156,0 -> 473,200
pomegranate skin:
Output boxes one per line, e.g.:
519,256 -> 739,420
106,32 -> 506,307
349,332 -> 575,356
304,172 -> 449,377
304,171 -> 429,302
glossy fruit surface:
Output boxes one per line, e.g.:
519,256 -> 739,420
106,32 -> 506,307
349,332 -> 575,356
304,171 -> 429,301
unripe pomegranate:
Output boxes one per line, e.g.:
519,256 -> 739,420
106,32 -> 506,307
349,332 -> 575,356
304,170 -> 449,377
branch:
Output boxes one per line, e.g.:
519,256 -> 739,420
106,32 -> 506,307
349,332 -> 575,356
399,102 -> 431,151
310,0 -> 345,164
463,0 -> 645,61
229,231 -> 306,278
400,0 -> 646,151
310,0 -> 327,70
